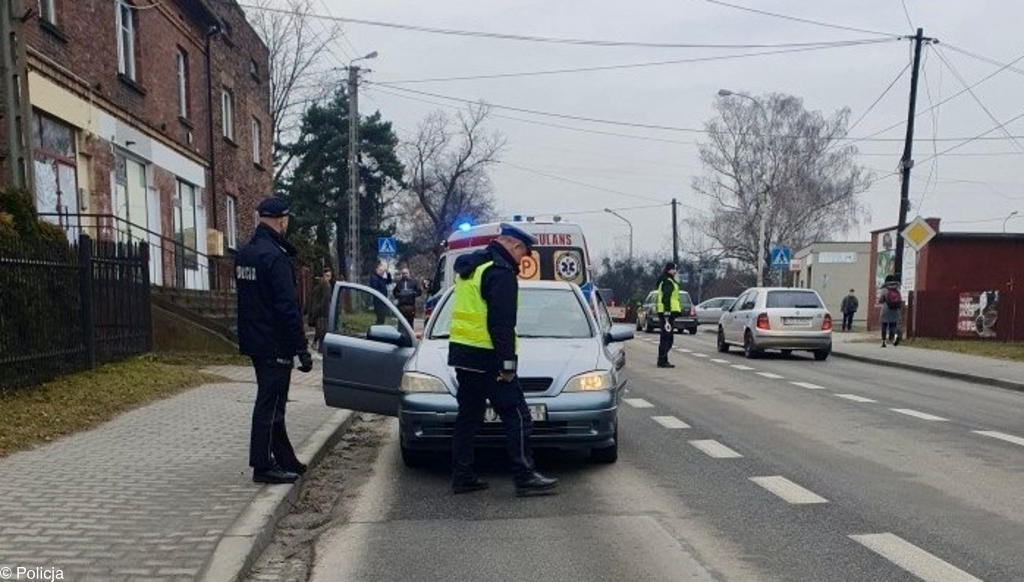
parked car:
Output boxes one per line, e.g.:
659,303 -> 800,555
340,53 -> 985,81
695,296 -> 737,326
321,280 -> 633,468
717,287 -> 832,360
636,290 -> 698,334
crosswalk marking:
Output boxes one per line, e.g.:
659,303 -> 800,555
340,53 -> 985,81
834,393 -> 877,403
891,408 -> 948,421
756,372 -> 784,379
790,381 -> 825,390
710,358 -> 729,364
691,353 -> 709,358
749,476 -> 828,504
623,398 -> 654,409
972,430 -> 1024,447
651,416 -> 691,429
849,533 -> 981,582
731,365 -> 755,371
676,348 -> 692,353
688,439 -> 743,458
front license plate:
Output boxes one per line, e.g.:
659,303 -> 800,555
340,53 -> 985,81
783,317 -> 812,327
485,404 -> 547,423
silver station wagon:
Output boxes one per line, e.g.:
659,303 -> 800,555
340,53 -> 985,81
320,280 -> 633,467
717,287 -> 833,360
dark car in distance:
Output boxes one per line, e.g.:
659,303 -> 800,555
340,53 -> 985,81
636,290 -> 698,335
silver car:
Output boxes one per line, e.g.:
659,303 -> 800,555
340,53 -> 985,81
695,296 -> 737,326
717,287 -> 832,360
320,280 -> 633,468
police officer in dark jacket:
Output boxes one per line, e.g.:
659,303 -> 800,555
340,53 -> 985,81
448,224 -> 558,497
236,197 -> 313,484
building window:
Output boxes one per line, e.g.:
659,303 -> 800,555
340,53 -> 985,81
114,153 -> 148,238
31,111 -> 78,231
226,195 -> 237,249
221,88 -> 234,140
174,180 -> 199,270
116,1 -> 137,81
39,0 -> 56,25
176,49 -> 189,119
249,59 -> 259,80
251,117 -> 261,165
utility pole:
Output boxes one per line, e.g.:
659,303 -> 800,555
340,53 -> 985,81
893,28 -> 930,281
0,0 -> 34,193
346,65 -> 360,283
756,185 -> 769,287
671,198 -> 679,265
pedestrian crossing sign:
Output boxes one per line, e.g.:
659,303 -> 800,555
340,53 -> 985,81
377,237 -> 397,258
770,246 -> 791,270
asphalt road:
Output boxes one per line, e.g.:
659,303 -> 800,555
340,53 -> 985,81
307,329 -> 1023,581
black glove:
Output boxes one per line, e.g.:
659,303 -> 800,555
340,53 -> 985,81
297,351 -> 313,373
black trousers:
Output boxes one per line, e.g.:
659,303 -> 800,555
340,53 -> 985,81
658,315 -> 675,364
249,357 -> 301,472
452,369 -> 535,483
881,322 -> 898,343
842,312 -> 855,331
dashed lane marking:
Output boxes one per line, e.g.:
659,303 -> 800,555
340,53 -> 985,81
749,476 -> 828,504
891,408 -> 949,421
756,372 -> 784,379
730,365 -> 755,371
849,533 -> 982,582
790,381 -> 825,390
623,398 -> 654,409
710,358 -> 729,364
676,348 -> 693,353
834,393 -> 877,403
688,439 -> 743,458
691,353 -> 709,358
651,416 -> 691,429
972,430 -> 1024,447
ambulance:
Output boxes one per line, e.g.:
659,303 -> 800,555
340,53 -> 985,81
424,219 -> 594,317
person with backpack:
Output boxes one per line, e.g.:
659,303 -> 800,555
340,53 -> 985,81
878,278 -> 903,347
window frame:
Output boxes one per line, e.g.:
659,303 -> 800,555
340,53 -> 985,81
221,87 -> 234,140
39,0 -> 57,24
226,194 -> 237,250
251,117 -> 261,165
115,0 -> 137,81
174,180 -> 199,271
175,48 -> 189,119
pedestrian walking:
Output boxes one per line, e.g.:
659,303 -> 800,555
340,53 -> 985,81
656,262 -> 682,368
448,223 -> 558,497
305,267 -> 334,351
879,279 -> 903,347
393,265 -> 422,327
840,289 -> 859,332
235,197 -> 314,485
368,263 -> 392,324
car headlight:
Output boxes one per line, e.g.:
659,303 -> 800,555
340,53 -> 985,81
400,372 -> 448,393
564,370 -> 613,392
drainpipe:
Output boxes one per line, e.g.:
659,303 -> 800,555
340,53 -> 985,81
205,24 -> 221,233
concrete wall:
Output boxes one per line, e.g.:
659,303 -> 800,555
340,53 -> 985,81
795,242 -> 871,324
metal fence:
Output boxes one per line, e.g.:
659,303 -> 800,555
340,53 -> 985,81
0,234 -> 152,391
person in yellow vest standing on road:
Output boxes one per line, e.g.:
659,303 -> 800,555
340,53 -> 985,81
656,262 -> 682,368
447,224 -> 559,497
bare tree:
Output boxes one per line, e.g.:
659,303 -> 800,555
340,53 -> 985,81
246,0 -> 338,185
397,105 -> 505,259
693,93 -> 871,276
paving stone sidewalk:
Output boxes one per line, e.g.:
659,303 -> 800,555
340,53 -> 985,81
0,365 -> 332,582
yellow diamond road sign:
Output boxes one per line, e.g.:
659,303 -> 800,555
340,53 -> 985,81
901,217 -> 936,251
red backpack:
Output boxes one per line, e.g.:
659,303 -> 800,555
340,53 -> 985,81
885,287 -> 903,309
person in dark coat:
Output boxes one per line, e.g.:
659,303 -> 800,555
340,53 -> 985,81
368,263 -> 392,324
878,280 -> 903,347
235,197 -> 313,485
305,267 -> 334,350
392,265 -> 422,326
656,262 -> 682,368
840,289 -> 859,332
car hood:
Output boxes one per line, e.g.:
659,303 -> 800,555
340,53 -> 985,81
408,338 -> 603,395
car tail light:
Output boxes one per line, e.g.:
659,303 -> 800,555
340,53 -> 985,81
822,314 -> 833,331
689,306 -> 697,317
756,313 -> 770,330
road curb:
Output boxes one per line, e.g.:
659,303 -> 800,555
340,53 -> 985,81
198,409 -> 357,582
831,350 -> 1024,393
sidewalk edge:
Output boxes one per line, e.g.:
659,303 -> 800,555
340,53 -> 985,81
831,350 -> 1024,393
198,409 -> 357,582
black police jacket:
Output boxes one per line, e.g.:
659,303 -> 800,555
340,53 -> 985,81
235,224 -> 307,358
447,241 -> 519,374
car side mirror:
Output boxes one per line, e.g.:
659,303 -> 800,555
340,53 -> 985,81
367,325 -> 409,347
605,324 -> 635,344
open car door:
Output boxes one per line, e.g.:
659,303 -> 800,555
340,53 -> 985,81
322,282 -> 417,416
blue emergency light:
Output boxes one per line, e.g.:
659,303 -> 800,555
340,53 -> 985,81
458,222 -> 472,232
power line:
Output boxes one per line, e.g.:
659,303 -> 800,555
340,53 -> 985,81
703,0 -> 900,37
899,0 -> 915,32
846,58 -> 912,135
548,203 -> 672,216
236,3 -> 898,49
915,46 -> 941,211
916,106 -> 1024,166
942,43 -> 1024,78
500,160 -> 670,203
376,39 -> 897,84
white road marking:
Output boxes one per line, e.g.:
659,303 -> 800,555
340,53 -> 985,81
834,393 -> 877,403
756,372 -> 784,379
652,416 -> 691,429
623,398 -> 654,409
710,358 -> 729,364
688,439 -> 743,458
972,430 -> 1024,447
790,381 -> 825,390
891,408 -> 949,421
676,348 -> 693,353
749,476 -> 828,504
691,353 -> 709,358
730,365 -> 755,371
849,533 -> 982,582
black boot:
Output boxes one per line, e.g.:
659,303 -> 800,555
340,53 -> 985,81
515,472 -> 559,497
253,467 -> 299,484
452,477 -> 490,495
657,361 -> 675,368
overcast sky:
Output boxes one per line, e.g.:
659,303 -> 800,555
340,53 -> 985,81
256,0 -> 1024,259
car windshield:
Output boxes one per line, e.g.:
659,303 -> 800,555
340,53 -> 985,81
430,287 -> 593,339
766,290 -> 824,309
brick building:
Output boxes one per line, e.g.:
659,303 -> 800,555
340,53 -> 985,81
8,0 -> 271,289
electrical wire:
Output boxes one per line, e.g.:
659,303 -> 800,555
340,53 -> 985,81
547,203 -> 672,216
942,43 -> 1024,79
899,0 -> 915,32
703,0 -> 901,37
236,3 -> 897,49
376,39 -> 897,84
499,161 -> 670,203
915,46 -> 941,211
845,59 -> 912,136
915,107 -> 1024,167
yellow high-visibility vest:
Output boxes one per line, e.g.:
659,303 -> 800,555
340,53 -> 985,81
656,278 -> 681,313
450,261 -> 518,352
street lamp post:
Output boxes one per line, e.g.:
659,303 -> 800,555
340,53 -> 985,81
1003,210 -> 1020,233
718,89 -> 770,286
604,208 -> 634,261
345,51 -> 378,283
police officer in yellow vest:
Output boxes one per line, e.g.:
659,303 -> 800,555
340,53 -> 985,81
656,262 -> 682,368
448,224 -> 559,497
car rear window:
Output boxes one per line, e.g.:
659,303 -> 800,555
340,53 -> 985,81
766,290 -> 824,309
679,292 -> 693,308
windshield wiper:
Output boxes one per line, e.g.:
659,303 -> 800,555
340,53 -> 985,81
432,334 -> 450,339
